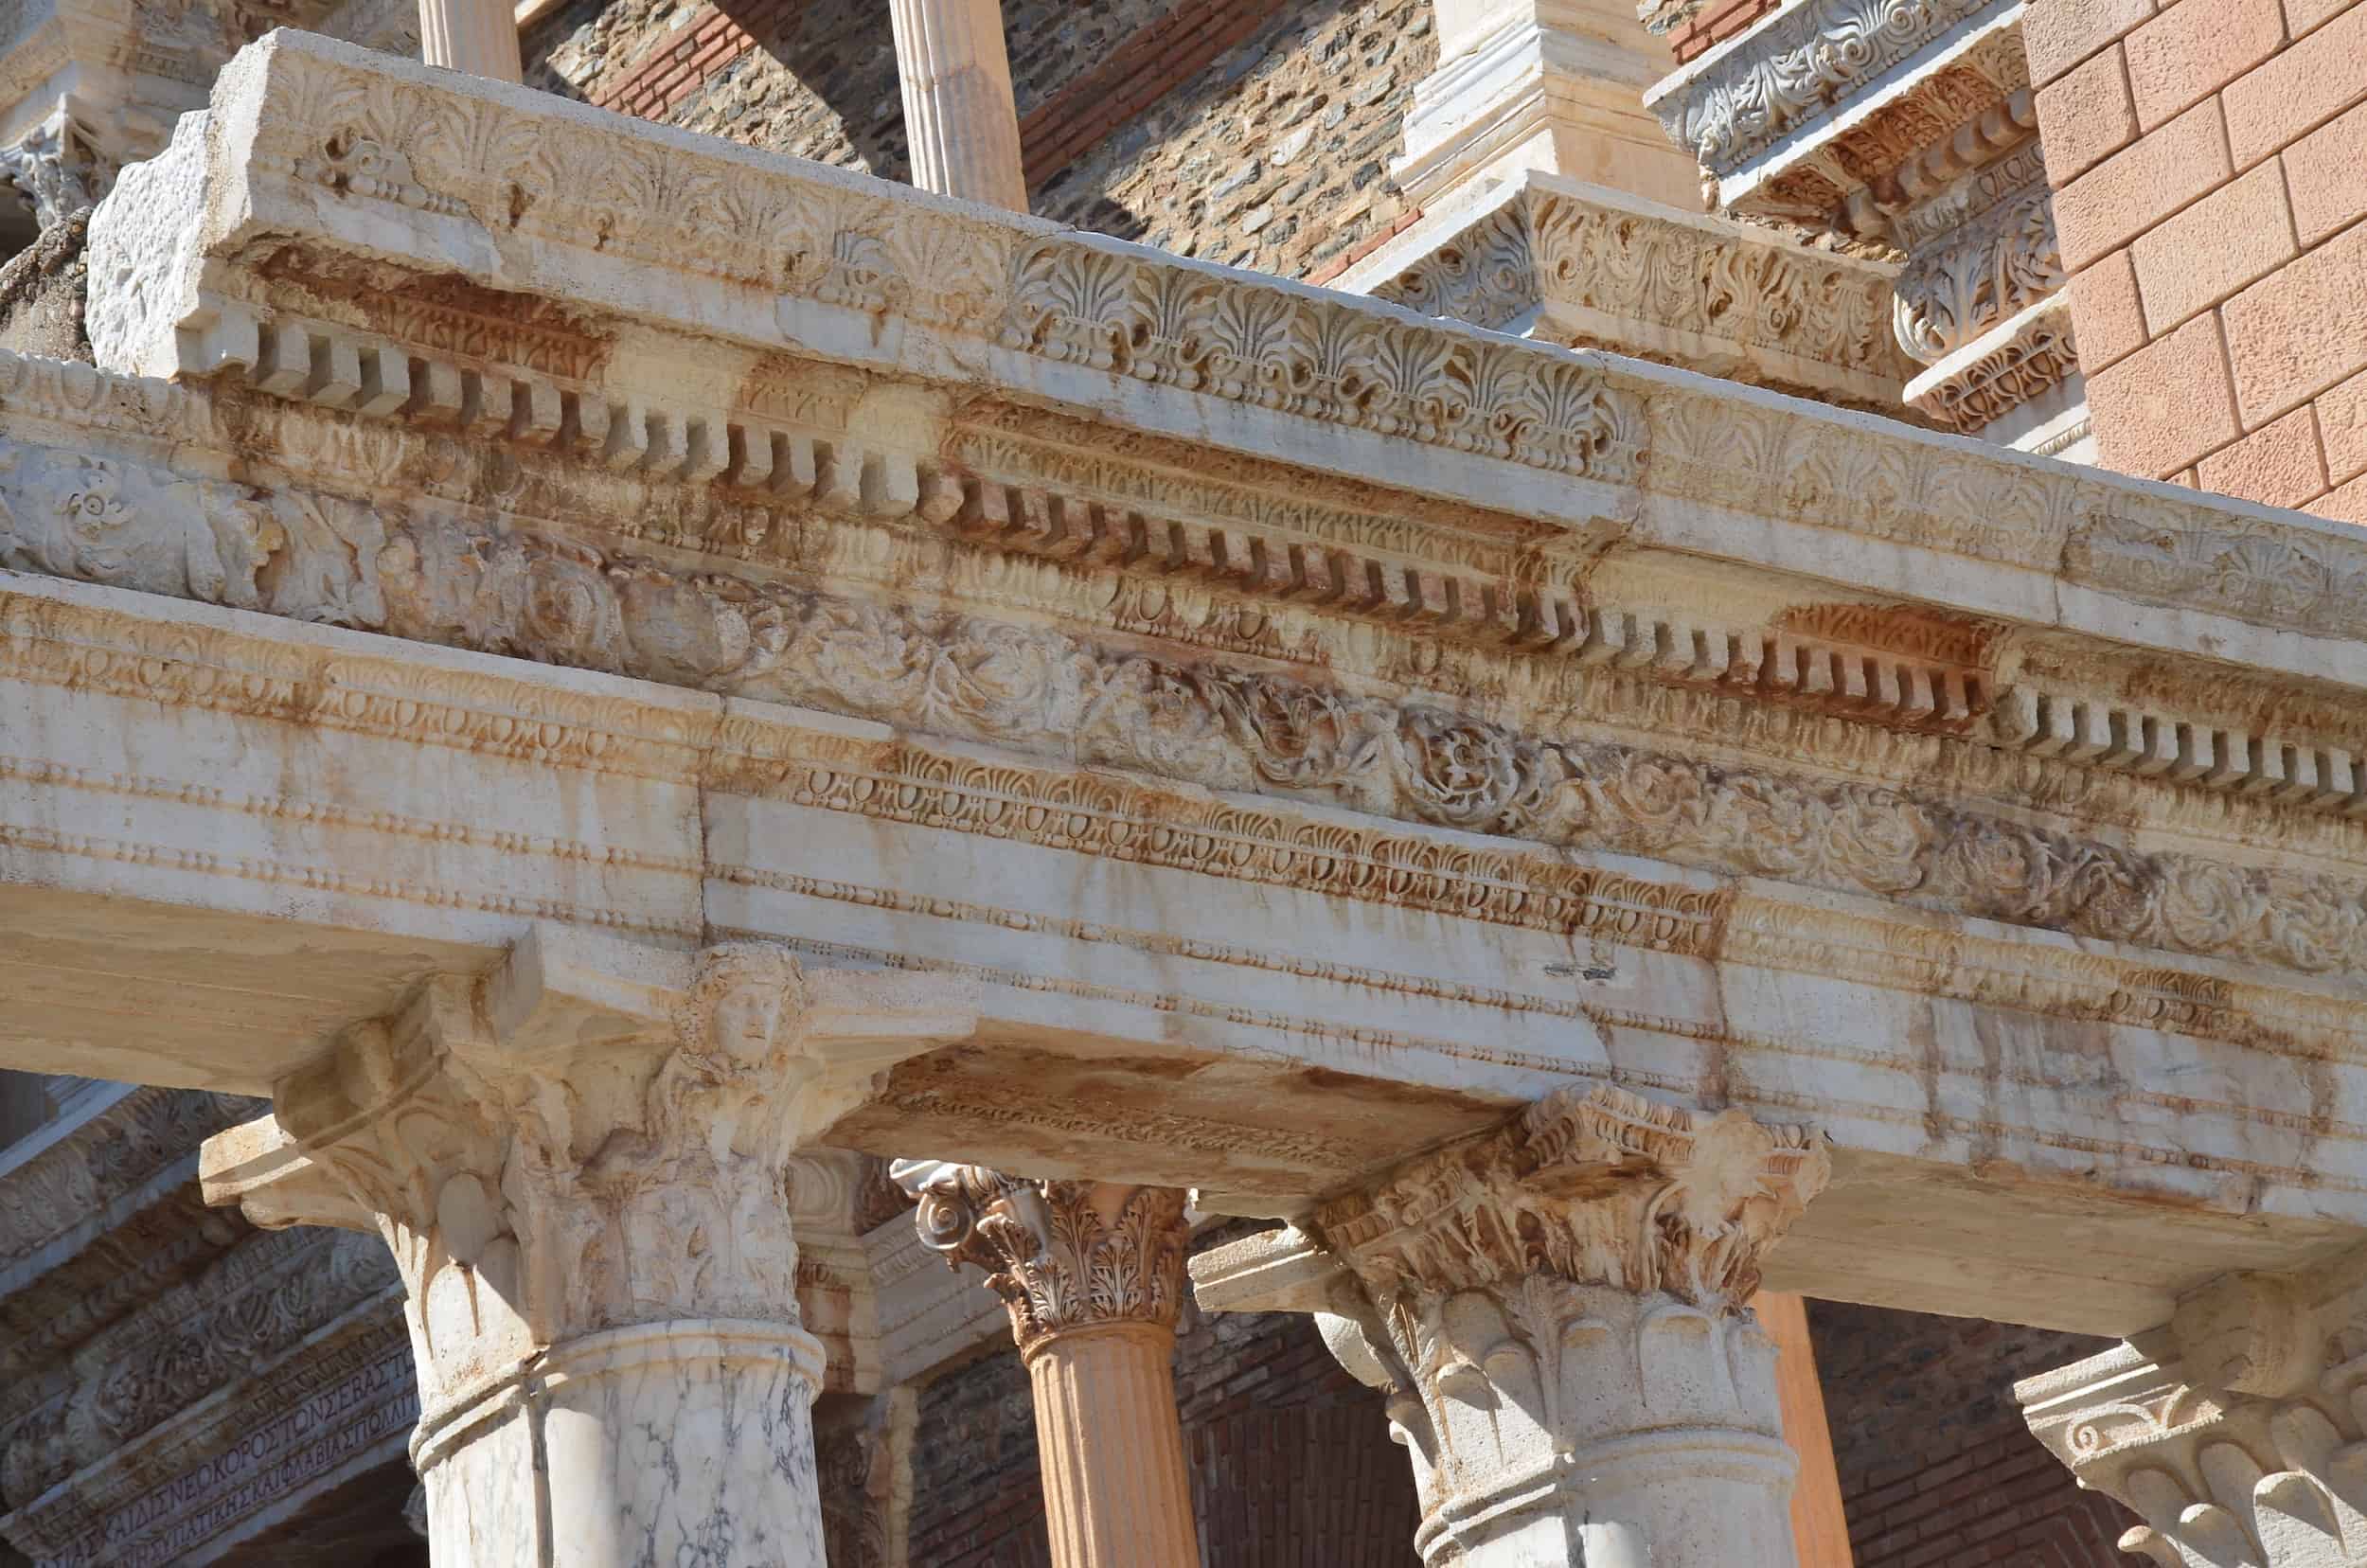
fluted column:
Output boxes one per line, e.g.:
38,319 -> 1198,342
201,930 -> 975,1567
2019,1257 -> 2367,1566
909,1168 -> 1201,1566
887,0 -> 1028,210
418,0 -> 522,82
1192,1086 -> 1833,1567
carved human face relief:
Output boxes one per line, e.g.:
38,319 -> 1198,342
709,982 -> 784,1070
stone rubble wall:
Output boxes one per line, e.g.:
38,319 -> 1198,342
2037,0 -> 2367,517
523,0 -> 1433,281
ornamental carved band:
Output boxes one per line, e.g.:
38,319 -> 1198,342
1313,1085 -> 1831,1310
913,1170 -> 1191,1355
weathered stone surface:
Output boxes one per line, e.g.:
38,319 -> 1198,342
4,22 -> 2367,1469
199,933 -> 976,1565
1194,1089 -> 1832,1566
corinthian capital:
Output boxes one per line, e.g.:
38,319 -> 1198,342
1315,1084 -> 1830,1311
202,931 -> 977,1405
1192,1089 -> 1830,1566
907,1167 -> 1190,1355
2020,1253 -> 2367,1568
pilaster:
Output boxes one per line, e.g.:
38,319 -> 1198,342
200,929 -> 976,1568
1193,1086 -> 1831,1567
908,1166 -> 1201,1567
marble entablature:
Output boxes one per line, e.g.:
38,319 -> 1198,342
5,25 -> 2367,1362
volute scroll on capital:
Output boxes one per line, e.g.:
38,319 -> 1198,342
905,1164 -> 1192,1356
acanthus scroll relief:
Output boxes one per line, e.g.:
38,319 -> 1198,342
12,466 -> 2367,982
1891,170 -> 2063,364
1652,0 -> 2009,176
912,1168 -> 1189,1354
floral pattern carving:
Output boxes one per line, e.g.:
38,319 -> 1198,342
1294,1089 -> 1824,1559
1892,172 -> 2063,363
1652,0 -> 2015,177
1374,186 -> 1912,385
1314,1086 -> 1829,1311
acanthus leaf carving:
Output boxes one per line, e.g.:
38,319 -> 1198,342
1277,1089 -> 1824,1560
910,1167 -> 1190,1354
1373,186 -> 1913,387
209,934 -> 977,1417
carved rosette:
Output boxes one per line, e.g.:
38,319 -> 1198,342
913,1168 -> 1191,1356
1304,1088 -> 1830,1565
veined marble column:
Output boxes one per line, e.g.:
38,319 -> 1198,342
2019,1257 -> 2367,1567
418,0 -> 522,83
1192,1086 -> 1832,1567
906,1167 -> 1201,1566
201,931 -> 976,1567
887,0 -> 1028,210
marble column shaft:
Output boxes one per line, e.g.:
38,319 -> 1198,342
887,0 -> 1028,210
1194,1086 -> 1833,1567
418,0 -> 522,83
201,931 -> 976,1568
914,1169 -> 1201,1567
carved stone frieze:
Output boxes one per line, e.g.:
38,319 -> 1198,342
0,1181 -> 413,1567
1367,175 -> 1914,409
910,1167 -> 1190,1355
1905,294 -> 2077,432
9,472 -> 2367,978
1645,0 -> 2019,181
90,40 -> 1646,498
0,1084 -> 255,1282
1888,116 -> 2044,255
1891,150 -> 2061,364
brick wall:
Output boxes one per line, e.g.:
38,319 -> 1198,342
525,0 -> 1433,282
904,1229 -> 1419,1566
1809,1302 -> 2143,1568
1666,0 -> 1786,62
2033,0 -> 2367,517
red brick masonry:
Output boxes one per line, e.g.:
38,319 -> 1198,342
2034,0 -> 2367,518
